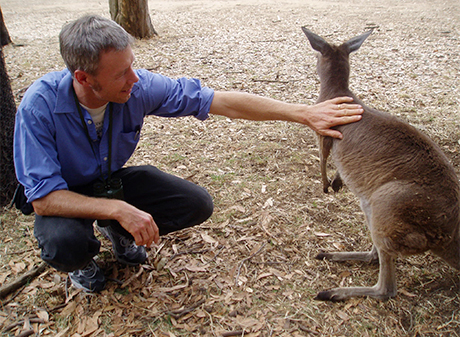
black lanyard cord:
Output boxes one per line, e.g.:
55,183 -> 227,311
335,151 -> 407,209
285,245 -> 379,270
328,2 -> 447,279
106,104 -> 114,180
72,87 -> 114,184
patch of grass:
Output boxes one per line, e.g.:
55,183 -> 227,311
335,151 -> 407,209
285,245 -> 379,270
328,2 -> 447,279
163,152 -> 187,164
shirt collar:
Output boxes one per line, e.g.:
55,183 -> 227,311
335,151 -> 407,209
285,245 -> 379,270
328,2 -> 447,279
54,69 -> 77,114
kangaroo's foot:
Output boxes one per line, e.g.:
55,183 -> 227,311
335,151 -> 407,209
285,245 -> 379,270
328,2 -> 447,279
315,249 -> 396,301
314,284 -> 396,302
316,245 -> 379,264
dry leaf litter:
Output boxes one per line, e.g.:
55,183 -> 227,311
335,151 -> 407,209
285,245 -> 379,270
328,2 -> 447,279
1,0 -> 459,336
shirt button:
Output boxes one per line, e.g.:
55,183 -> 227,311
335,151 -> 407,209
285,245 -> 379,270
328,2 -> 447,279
103,157 -> 108,161
87,120 -> 93,125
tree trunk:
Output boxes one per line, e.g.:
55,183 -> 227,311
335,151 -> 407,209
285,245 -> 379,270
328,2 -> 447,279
0,6 -> 12,47
109,0 -> 157,39
0,46 -> 17,207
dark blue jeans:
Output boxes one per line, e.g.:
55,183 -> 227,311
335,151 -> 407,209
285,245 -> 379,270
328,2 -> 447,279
34,165 -> 214,272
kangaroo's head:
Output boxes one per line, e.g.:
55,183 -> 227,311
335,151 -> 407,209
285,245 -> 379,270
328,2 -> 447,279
301,27 -> 372,95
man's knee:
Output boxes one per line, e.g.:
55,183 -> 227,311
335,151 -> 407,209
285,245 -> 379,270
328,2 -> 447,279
190,186 -> 214,224
39,234 -> 100,272
34,217 -> 100,272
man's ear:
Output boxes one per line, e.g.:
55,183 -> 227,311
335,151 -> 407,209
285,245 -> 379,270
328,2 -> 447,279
74,70 -> 93,87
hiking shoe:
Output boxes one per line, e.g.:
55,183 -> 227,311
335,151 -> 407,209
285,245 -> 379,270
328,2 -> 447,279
68,259 -> 106,292
97,224 -> 147,266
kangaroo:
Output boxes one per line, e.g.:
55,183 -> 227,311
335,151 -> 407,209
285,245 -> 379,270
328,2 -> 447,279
302,27 -> 460,301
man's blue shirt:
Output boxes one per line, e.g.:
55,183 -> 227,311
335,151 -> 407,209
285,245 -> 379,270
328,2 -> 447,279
14,69 -> 214,202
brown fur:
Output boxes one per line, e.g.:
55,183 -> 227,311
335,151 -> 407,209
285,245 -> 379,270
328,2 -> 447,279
302,27 -> 460,301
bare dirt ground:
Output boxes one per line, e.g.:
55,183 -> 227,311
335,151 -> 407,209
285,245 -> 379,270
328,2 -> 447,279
1,0 -> 460,336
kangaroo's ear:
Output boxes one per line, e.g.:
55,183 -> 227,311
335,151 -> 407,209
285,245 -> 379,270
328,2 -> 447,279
344,30 -> 373,53
301,27 -> 332,54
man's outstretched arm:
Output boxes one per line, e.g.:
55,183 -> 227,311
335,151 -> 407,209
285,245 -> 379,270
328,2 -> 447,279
209,91 -> 363,139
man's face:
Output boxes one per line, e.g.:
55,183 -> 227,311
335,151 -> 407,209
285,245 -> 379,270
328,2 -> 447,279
87,46 -> 139,105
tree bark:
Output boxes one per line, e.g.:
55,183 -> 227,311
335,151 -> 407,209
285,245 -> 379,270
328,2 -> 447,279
0,6 -> 12,46
0,45 -> 17,207
109,0 -> 157,39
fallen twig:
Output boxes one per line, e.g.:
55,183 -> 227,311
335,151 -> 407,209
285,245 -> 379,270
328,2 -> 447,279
6,248 -> 36,255
251,78 -> 290,84
17,329 -> 35,337
121,265 -> 144,288
166,298 -> 206,319
169,245 -> 224,261
234,242 -> 267,286
3,317 -> 45,332
0,261 -> 48,299
221,330 -> 245,337
205,245 -> 226,265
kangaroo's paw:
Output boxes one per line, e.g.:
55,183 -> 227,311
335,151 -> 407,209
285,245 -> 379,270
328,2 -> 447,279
331,176 -> 343,192
314,290 -> 345,302
315,251 -> 333,260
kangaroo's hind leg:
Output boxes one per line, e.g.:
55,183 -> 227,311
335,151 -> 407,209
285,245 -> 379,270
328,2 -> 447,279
316,196 -> 378,264
315,247 -> 397,301
315,219 -> 396,301
315,184 -> 408,301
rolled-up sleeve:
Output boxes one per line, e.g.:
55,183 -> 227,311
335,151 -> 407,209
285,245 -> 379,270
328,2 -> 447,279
14,96 -> 68,202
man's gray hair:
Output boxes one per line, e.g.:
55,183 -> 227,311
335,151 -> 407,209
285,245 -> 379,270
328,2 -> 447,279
59,15 -> 134,76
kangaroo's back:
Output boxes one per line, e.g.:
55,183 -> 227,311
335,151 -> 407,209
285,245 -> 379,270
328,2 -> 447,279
336,105 -> 459,199
301,27 -> 460,301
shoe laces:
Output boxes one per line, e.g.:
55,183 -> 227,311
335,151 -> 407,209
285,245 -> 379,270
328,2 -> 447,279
74,260 -> 99,278
119,236 -> 139,253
